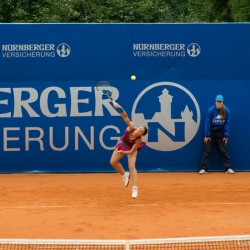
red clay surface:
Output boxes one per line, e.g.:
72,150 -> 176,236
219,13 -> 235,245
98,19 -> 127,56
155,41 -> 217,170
0,172 -> 250,240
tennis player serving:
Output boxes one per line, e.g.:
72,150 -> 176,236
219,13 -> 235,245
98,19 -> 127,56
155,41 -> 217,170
110,101 -> 148,198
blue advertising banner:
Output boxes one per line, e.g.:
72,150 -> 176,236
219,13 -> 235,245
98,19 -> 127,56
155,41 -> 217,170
0,23 -> 250,173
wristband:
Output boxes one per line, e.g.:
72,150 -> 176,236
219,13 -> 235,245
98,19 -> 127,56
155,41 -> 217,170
117,107 -> 125,114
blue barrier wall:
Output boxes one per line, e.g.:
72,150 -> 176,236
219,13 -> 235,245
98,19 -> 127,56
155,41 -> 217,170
0,23 -> 249,173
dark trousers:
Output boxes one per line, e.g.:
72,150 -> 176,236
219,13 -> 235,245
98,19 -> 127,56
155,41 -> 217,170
200,130 -> 232,171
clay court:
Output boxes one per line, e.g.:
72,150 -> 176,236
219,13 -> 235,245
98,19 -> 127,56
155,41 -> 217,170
0,172 -> 250,240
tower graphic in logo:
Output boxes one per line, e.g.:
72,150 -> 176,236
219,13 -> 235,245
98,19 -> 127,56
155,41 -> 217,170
57,43 -> 71,57
132,82 -> 200,151
187,43 -> 201,57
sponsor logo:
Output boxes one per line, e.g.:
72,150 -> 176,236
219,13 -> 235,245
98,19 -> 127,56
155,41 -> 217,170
132,82 -> 200,151
57,43 -> 71,57
213,115 -> 225,123
238,240 -> 250,247
133,43 -> 201,58
187,43 -> 201,57
1,43 -> 71,58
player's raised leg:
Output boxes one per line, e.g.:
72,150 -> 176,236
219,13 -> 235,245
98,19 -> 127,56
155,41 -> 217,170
110,148 -> 130,187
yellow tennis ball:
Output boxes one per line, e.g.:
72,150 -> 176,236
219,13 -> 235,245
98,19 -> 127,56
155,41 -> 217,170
131,75 -> 136,80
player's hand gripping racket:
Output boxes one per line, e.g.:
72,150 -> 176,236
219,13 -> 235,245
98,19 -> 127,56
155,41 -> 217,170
95,81 -> 114,102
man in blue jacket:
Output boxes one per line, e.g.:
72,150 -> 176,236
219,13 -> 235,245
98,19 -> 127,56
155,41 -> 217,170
199,95 -> 235,174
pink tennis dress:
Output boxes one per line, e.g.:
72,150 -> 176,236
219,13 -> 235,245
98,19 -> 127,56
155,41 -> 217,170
116,129 -> 146,151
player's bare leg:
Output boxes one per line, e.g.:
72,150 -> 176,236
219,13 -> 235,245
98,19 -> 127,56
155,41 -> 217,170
128,151 -> 138,198
110,148 -> 130,187
110,148 -> 125,175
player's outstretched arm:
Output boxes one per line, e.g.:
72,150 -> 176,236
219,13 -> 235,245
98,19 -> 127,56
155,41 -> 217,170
113,102 -> 135,130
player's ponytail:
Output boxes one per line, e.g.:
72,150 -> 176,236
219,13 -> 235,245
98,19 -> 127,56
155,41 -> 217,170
220,103 -> 226,120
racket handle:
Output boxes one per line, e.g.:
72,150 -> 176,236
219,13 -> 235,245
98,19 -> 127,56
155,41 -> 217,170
112,100 -> 120,109
110,98 -> 115,106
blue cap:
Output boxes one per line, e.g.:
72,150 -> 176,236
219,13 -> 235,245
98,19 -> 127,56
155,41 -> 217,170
215,95 -> 224,101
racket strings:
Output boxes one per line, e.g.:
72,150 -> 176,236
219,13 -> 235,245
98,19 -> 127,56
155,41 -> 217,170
95,81 -> 113,99
101,89 -> 112,97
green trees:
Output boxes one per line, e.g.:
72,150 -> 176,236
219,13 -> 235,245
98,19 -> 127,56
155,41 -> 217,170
0,0 -> 249,23
230,0 -> 250,22
187,0 -> 232,22
73,0 -> 174,22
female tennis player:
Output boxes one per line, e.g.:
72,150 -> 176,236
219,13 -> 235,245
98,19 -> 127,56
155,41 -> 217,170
110,101 -> 148,198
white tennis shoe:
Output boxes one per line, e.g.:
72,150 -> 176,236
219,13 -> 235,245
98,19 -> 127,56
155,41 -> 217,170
122,172 -> 130,187
199,169 -> 208,175
132,186 -> 138,198
226,168 -> 235,174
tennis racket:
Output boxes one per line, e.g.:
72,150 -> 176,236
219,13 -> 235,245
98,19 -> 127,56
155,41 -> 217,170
95,81 -> 114,101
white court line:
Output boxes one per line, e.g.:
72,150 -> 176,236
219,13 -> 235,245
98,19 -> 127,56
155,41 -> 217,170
128,204 -> 159,207
128,202 -> 250,207
0,200 -> 90,209
0,205 -> 75,209
176,202 -> 250,206
1,202 -> 250,209
216,202 -> 250,205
